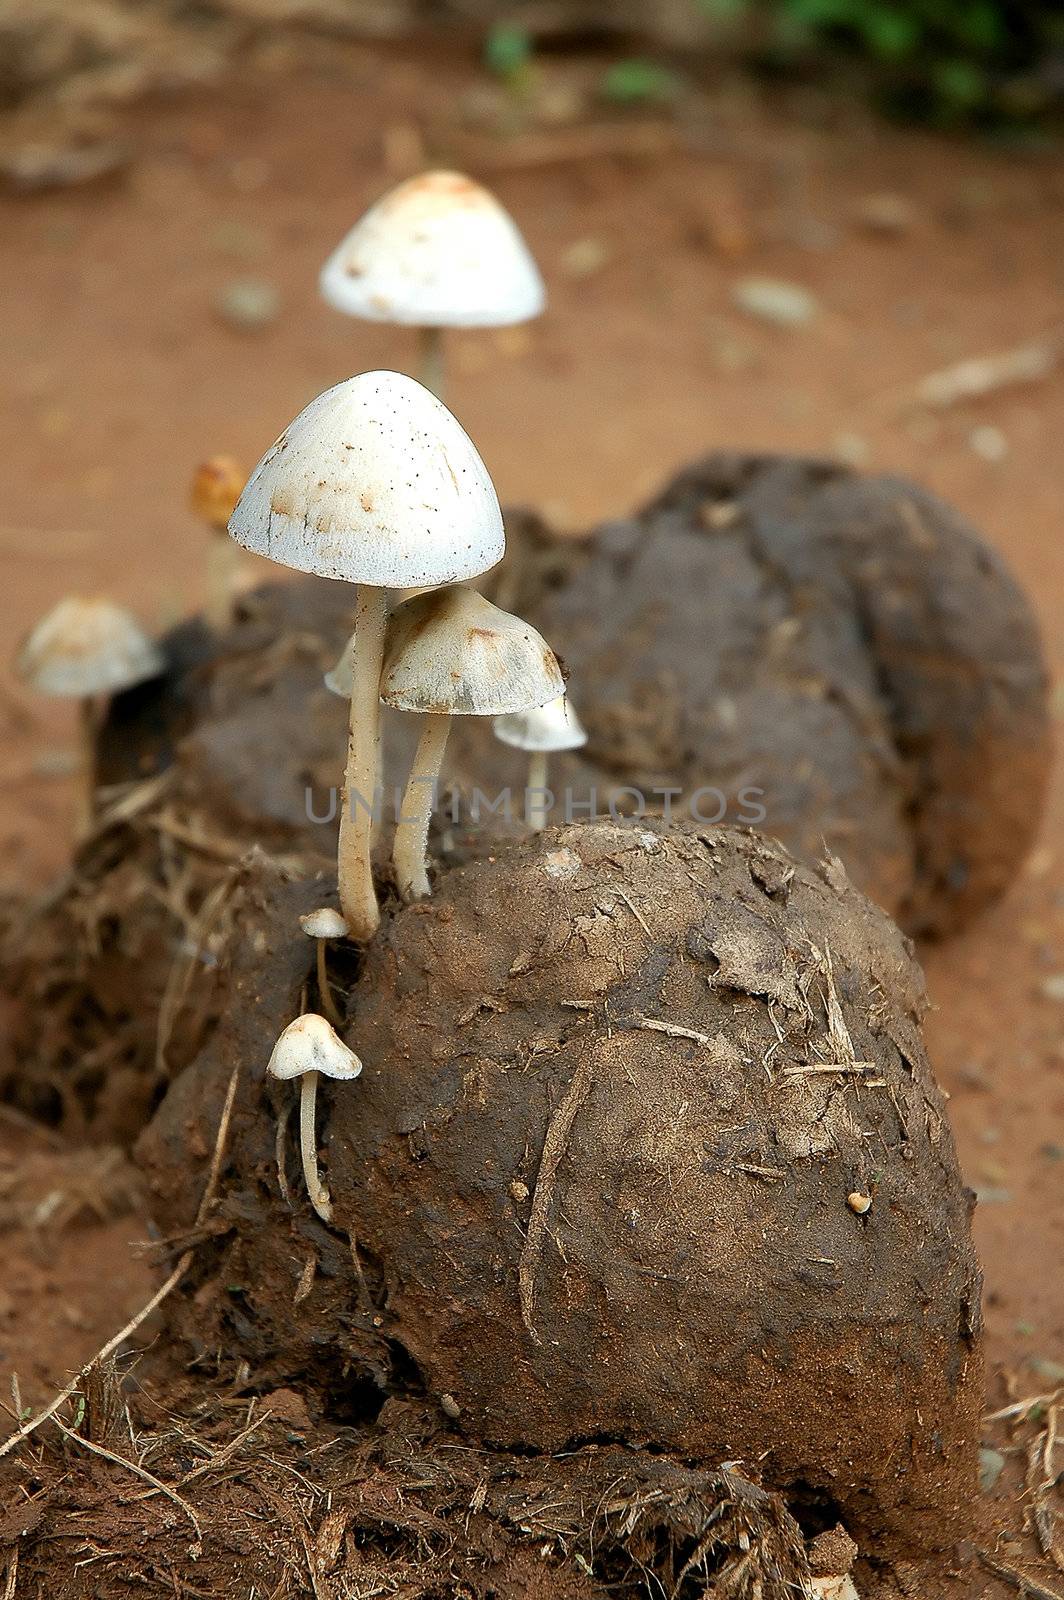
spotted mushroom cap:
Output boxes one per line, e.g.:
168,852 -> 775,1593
266,1013 -> 363,1082
493,694 -> 587,754
15,597 -> 164,698
320,171 -> 545,329
228,372 -> 505,588
380,585 -> 564,717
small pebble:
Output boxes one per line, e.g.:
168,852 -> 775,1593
561,237 -> 611,279
214,278 -> 279,331
978,1448 -> 1005,1493
847,1191 -> 872,1215
855,192 -> 916,235
969,425 -> 1008,463
440,1392 -> 461,1419
833,432 -> 870,468
733,276 -> 818,328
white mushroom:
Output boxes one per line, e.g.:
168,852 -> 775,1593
299,908 -> 349,1027
229,371 -> 505,940
267,1012 -> 362,1224
189,455 -> 246,630
319,170 -> 545,400
15,597 -> 164,839
381,585 -> 564,901
810,1580 -> 859,1599
493,694 -> 587,832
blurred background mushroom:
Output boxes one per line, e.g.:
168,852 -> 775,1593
13,596 -> 162,839
319,171 -> 545,400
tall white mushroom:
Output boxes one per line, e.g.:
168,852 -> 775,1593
267,1012 -> 362,1224
228,371 -> 505,940
381,585 -> 564,901
319,171 -> 545,400
15,597 -> 164,838
493,694 -> 587,832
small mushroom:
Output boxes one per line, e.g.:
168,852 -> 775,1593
267,1012 -> 362,1224
229,370 -> 505,939
190,455 -> 245,630
14,597 -> 164,839
493,694 -> 587,832
810,1580 -> 860,1599
319,170 -> 545,400
299,908 -> 349,1027
381,585 -> 564,901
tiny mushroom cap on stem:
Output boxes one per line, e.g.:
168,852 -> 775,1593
14,597 -> 164,839
267,1012 -> 362,1224
319,170 -> 545,400
228,370 -> 505,942
190,456 -> 246,631
493,694 -> 587,832
298,908 -> 349,1027
381,585 -> 565,902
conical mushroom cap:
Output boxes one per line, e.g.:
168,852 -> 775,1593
267,1013 -> 362,1082
228,371 -> 505,588
190,456 -> 245,531
15,597 -> 164,698
320,171 -> 545,329
380,586 -> 564,717
324,631 -> 355,700
493,694 -> 587,753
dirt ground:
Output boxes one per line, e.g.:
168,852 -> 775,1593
0,31 -> 1062,1594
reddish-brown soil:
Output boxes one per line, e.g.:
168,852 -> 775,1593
0,34 -> 1062,1597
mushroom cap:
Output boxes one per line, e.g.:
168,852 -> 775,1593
190,455 -> 245,531
267,1013 -> 362,1082
319,171 -> 545,329
299,908 -> 349,940
493,694 -> 587,753
324,631 -> 355,700
15,597 -> 164,698
228,372 -> 505,588
380,586 -> 564,717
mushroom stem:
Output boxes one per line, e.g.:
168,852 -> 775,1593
316,940 -> 343,1028
394,712 -> 451,901
299,1070 -> 333,1223
527,750 -> 550,832
205,532 -> 242,632
337,586 -> 388,939
418,325 -> 445,401
75,695 -> 98,841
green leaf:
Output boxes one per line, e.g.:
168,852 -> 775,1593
600,59 -> 681,105
484,24 -> 533,81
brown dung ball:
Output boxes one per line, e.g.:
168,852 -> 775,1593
506,454 -> 1050,937
330,821 -> 982,1554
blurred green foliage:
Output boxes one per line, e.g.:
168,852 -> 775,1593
696,0 -> 1064,123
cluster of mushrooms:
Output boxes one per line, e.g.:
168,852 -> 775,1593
14,169 -> 590,1229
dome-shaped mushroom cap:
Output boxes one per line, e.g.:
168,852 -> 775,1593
299,908 -> 349,940
267,1013 -> 362,1082
15,597 -> 164,698
320,171 -> 545,329
493,694 -> 587,753
228,372 -> 505,588
380,586 -> 564,717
